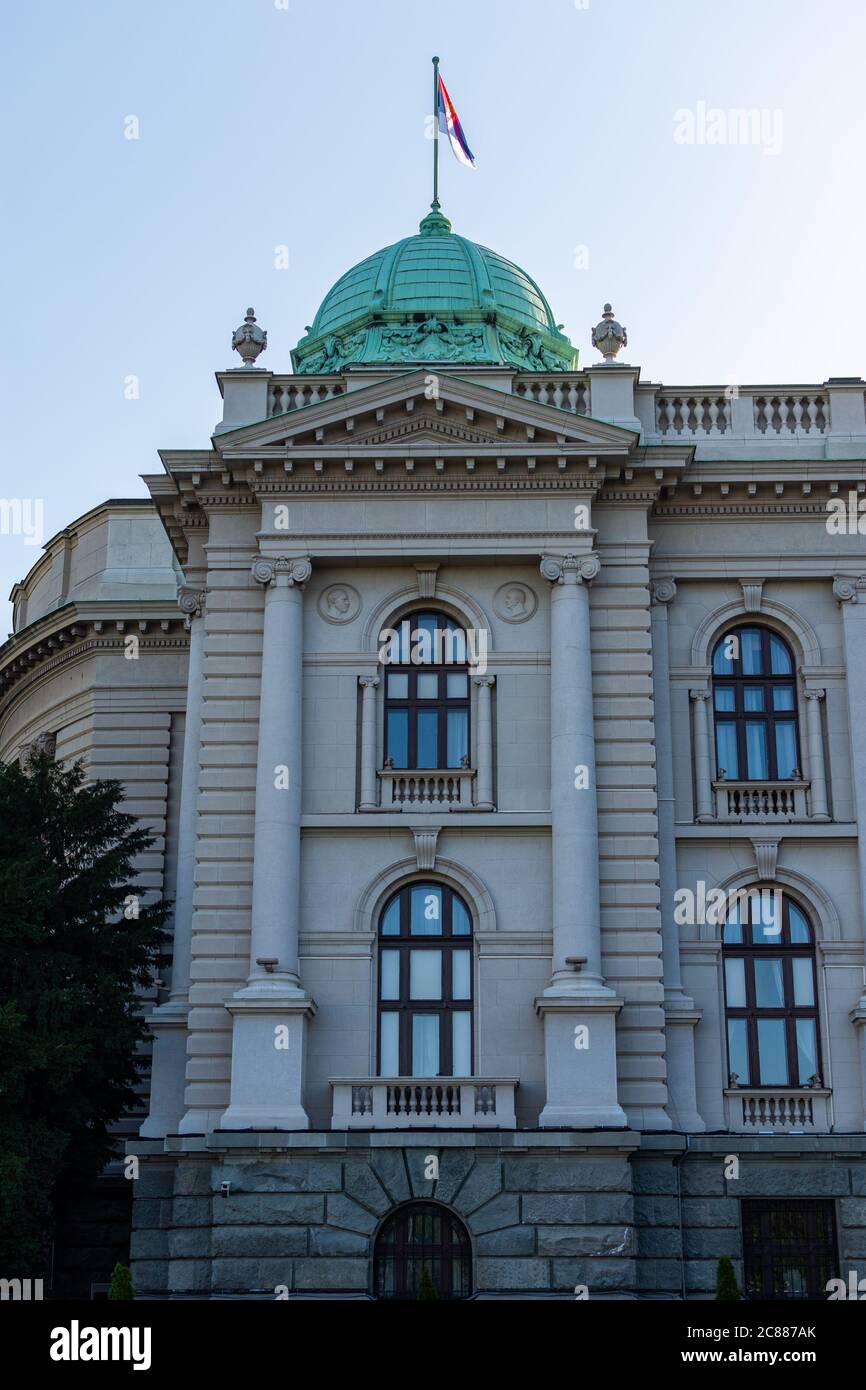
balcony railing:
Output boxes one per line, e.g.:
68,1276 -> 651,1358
725,1088 -> 831,1134
712,779 -> 811,822
377,767 -> 475,810
330,1078 -> 518,1129
644,387 -> 831,440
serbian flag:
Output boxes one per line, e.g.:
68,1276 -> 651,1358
437,73 -> 477,168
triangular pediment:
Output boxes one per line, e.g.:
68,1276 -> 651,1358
213,368 -> 638,460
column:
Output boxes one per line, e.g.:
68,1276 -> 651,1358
535,553 -> 626,1128
221,556 -> 316,1131
835,578 -> 866,1126
803,688 -> 830,820
142,586 -> 206,1137
472,675 -> 495,810
690,689 -> 715,821
650,580 -> 704,1132
358,676 -> 380,810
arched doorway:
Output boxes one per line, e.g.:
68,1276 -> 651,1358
373,1202 -> 472,1300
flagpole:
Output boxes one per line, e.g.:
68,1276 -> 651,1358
432,55 -> 440,209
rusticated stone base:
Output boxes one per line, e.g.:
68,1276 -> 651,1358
129,1132 -> 866,1300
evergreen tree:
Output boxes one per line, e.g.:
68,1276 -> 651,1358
715,1256 -> 741,1300
0,753 -> 167,1274
108,1262 -> 135,1300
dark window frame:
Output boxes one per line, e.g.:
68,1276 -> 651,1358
373,1201 -> 472,1301
377,883 -> 473,1078
723,895 -> 821,1088
383,612 -> 470,770
742,1199 -> 838,1300
711,625 -> 801,781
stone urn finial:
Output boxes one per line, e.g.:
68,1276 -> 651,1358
591,302 -> 627,363
232,307 -> 267,368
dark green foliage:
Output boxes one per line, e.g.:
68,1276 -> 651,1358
108,1262 -> 134,1300
0,753 -> 167,1274
715,1255 -> 741,1300
418,1265 -> 440,1300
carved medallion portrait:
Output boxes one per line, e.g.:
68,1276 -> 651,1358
317,583 -> 361,624
493,582 -> 537,623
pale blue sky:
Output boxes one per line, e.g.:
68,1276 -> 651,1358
3,0 -> 865,624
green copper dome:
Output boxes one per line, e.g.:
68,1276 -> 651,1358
291,208 -> 577,374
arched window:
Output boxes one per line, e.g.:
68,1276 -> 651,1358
712,627 -> 801,781
723,892 -> 821,1088
382,611 -> 469,770
377,882 -> 473,1078
374,1202 -> 472,1300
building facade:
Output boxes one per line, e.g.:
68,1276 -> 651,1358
5,206 -> 866,1299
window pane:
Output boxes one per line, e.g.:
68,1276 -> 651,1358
416,709 -> 438,767
410,949 -> 442,1000
754,958 -> 785,1007
380,1013 -> 399,1075
792,958 -> 815,1007
796,1019 -> 818,1084
411,886 -> 442,934
387,672 -> 408,698
415,613 -> 438,663
714,686 -> 735,712
381,897 -> 400,936
417,672 -> 438,699
452,1012 -> 471,1075
725,957 -> 747,1008
452,949 -> 471,1000
727,1017 -> 750,1084
751,890 -> 783,942
773,686 -> 795,711
446,709 -> 468,768
412,1015 -> 440,1075
440,623 -> 467,665
757,1018 -> 789,1084
713,640 -> 734,675
380,949 -> 400,1000
744,687 -> 765,712
715,723 -> 739,778
770,635 -> 793,674
775,723 -> 798,779
741,630 -> 763,674
723,913 -> 743,944
386,709 -> 408,768
745,722 -> 769,779
788,904 -> 810,944
447,672 -> 468,698
451,897 -> 471,935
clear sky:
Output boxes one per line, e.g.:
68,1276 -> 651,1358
3,0 -> 865,625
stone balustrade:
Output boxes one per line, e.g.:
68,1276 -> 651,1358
713,779 -> 811,822
330,1078 -> 518,1129
377,767 -> 475,810
725,1088 -> 832,1134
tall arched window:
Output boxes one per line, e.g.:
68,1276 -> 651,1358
377,882 -> 473,1077
382,611 -> 469,769
373,1202 -> 472,1300
712,627 -> 801,780
723,892 -> 821,1088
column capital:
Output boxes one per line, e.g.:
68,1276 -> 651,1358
540,552 -> 600,585
833,574 -> 866,605
358,675 -> 380,691
178,585 -> 206,622
252,556 -> 312,588
689,687 -> 711,702
650,577 -> 678,606
804,687 -> 826,702
472,674 -> 495,688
